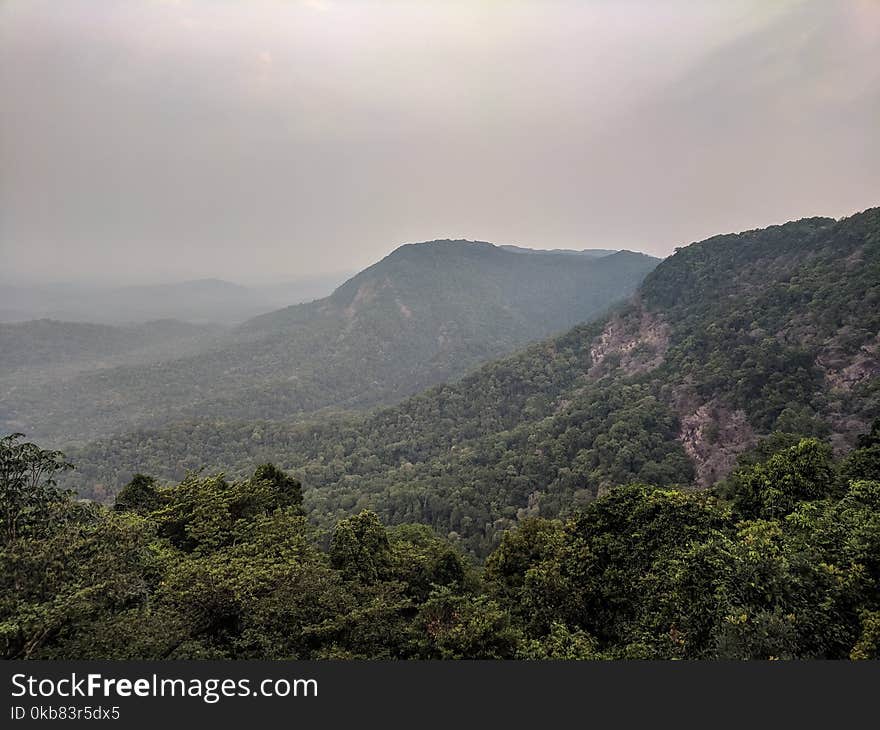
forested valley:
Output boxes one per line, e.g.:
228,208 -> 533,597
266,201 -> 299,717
2,244 -> 656,444
2,423 -> 879,659
2,207 -> 879,660
68,209 -> 880,555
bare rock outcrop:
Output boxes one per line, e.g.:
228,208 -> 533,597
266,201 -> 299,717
817,333 -> 880,392
678,402 -> 757,487
588,304 -> 669,379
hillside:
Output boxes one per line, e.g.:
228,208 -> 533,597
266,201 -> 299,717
3,242 -> 657,444
66,208 -> 880,552
0,318 -> 222,372
0,317 -> 228,401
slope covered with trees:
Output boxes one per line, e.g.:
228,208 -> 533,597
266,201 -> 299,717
2,242 -> 657,445
66,208 -> 880,555
0,318 -> 222,374
0,319 -> 224,425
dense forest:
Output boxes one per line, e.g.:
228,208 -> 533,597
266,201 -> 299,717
1,244 -> 656,444
67,209 -> 880,556
2,423 -> 878,660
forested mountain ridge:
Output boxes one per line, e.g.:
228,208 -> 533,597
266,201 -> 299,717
1,242 -> 657,445
638,210 -> 879,455
66,208 -> 880,555
246,241 -> 652,337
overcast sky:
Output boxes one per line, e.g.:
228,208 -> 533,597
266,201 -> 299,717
1,0 -> 878,284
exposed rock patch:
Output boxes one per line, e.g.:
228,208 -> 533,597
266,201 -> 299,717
588,304 -> 669,378
817,333 -> 880,391
820,335 -> 879,453
343,277 -> 396,319
343,280 -> 378,318
678,402 -> 757,487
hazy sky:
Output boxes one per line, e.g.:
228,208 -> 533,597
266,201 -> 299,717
2,0 -> 878,284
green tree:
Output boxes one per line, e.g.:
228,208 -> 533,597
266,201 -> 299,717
415,586 -> 521,659
0,433 -> 72,544
114,473 -> 160,514
329,511 -> 392,582
728,439 -> 837,520
252,463 -> 304,512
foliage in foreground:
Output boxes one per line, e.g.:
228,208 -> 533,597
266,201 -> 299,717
1,425 -> 879,660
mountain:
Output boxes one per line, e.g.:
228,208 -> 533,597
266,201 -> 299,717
2,241 -> 658,445
65,208 -> 880,552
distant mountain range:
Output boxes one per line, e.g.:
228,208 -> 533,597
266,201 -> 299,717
1,241 -> 658,444
64,208 -> 880,555
0,273 -> 353,325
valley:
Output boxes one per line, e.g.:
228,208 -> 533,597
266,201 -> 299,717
63,209 -> 880,555
1,243 -> 657,445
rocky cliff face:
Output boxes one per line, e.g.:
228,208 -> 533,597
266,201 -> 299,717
588,301 -> 669,379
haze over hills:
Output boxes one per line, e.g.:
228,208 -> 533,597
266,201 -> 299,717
1,241 -> 658,445
0,273 -> 353,325
6,0 -> 880,667
0,318 -> 223,376
66,208 -> 880,554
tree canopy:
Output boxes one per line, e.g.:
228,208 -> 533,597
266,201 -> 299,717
3,425 -> 879,660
